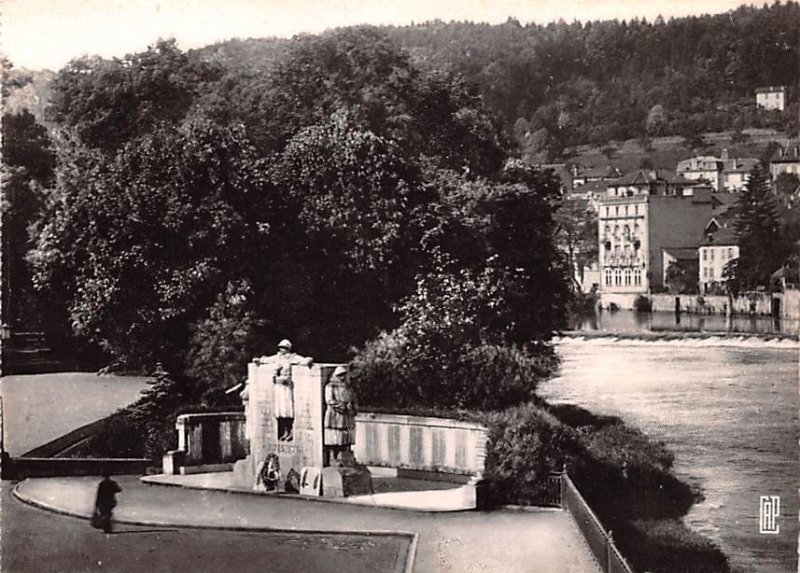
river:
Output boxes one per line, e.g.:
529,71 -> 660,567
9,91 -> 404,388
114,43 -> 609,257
540,333 -> 798,573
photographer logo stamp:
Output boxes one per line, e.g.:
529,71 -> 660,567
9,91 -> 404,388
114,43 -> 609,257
758,495 -> 780,535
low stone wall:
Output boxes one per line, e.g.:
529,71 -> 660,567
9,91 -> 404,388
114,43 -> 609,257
779,289 -> 800,319
354,413 -> 488,477
164,412 -> 247,475
650,293 -> 772,315
165,411 -> 489,479
600,290 -> 800,318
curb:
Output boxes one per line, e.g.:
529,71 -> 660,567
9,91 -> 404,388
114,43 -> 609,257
141,474 -> 475,514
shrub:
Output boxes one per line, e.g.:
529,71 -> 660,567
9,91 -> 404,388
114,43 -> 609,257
478,403 -> 579,506
621,519 -> 730,573
633,295 -> 652,312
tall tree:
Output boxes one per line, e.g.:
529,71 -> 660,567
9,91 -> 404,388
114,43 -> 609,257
553,198 -> 599,291
1,110 -> 55,329
733,164 -> 785,289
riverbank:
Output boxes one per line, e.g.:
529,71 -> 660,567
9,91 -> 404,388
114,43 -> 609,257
542,337 -> 798,573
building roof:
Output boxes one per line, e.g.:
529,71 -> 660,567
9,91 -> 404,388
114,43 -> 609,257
677,156 -> 721,172
609,169 -> 695,187
722,157 -> 759,174
573,165 -> 621,180
755,86 -> 786,94
662,247 -> 698,260
572,179 -> 607,193
711,192 -> 738,214
702,225 -> 738,246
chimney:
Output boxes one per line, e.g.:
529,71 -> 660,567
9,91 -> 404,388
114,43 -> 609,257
721,148 -> 729,161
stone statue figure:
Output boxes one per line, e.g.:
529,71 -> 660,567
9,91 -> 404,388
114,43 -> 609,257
324,365 -> 357,465
255,339 -> 312,442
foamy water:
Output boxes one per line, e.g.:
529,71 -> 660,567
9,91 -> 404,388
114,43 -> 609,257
541,336 -> 798,573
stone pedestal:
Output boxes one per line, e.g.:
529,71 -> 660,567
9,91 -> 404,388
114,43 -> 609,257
235,359 -> 372,497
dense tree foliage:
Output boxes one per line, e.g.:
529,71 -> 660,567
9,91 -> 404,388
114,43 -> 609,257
200,27 -> 506,175
27,29 -> 568,378
28,120 -> 265,369
47,40 -> 223,152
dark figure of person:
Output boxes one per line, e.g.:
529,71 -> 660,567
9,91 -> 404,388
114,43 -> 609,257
92,472 -> 121,533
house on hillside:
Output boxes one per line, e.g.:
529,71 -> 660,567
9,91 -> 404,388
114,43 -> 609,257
769,139 -> 800,179
676,155 -> 723,189
598,170 -> 715,305
566,179 -> 607,204
571,165 -> 621,188
677,150 -> 759,191
755,86 -> 786,111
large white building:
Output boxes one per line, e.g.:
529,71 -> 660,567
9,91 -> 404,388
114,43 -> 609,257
598,170 -> 715,304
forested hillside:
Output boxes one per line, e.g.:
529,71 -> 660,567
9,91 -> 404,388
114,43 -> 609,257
383,2 -> 799,153
187,2 -> 800,160
6,3 -> 798,159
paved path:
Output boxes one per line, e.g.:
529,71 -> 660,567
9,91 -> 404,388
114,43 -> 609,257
2,483 -> 410,573
15,476 -> 602,572
1,372 -> 149,455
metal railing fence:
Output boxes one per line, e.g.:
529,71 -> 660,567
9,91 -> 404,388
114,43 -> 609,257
560,472 -> 634,573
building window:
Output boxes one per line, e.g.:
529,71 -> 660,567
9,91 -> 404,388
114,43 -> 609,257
727,247 -> 733,258
615,206 -> 619,216
624,268 -> 632,286
710,249 -> 714,260
624,205 -> 629,216
709,267 -> 715,280
614,268 -> 622,286
702,249 -> 707,261
703,267 -> 708,278
605,268 -> 613,285
634,268 -> 641,286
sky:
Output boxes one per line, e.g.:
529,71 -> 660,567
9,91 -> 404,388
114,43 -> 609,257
3,0 -> 758,71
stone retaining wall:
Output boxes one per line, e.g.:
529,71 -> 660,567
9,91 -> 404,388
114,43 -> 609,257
353,413 -> 488,477
166,411 -> 489,478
